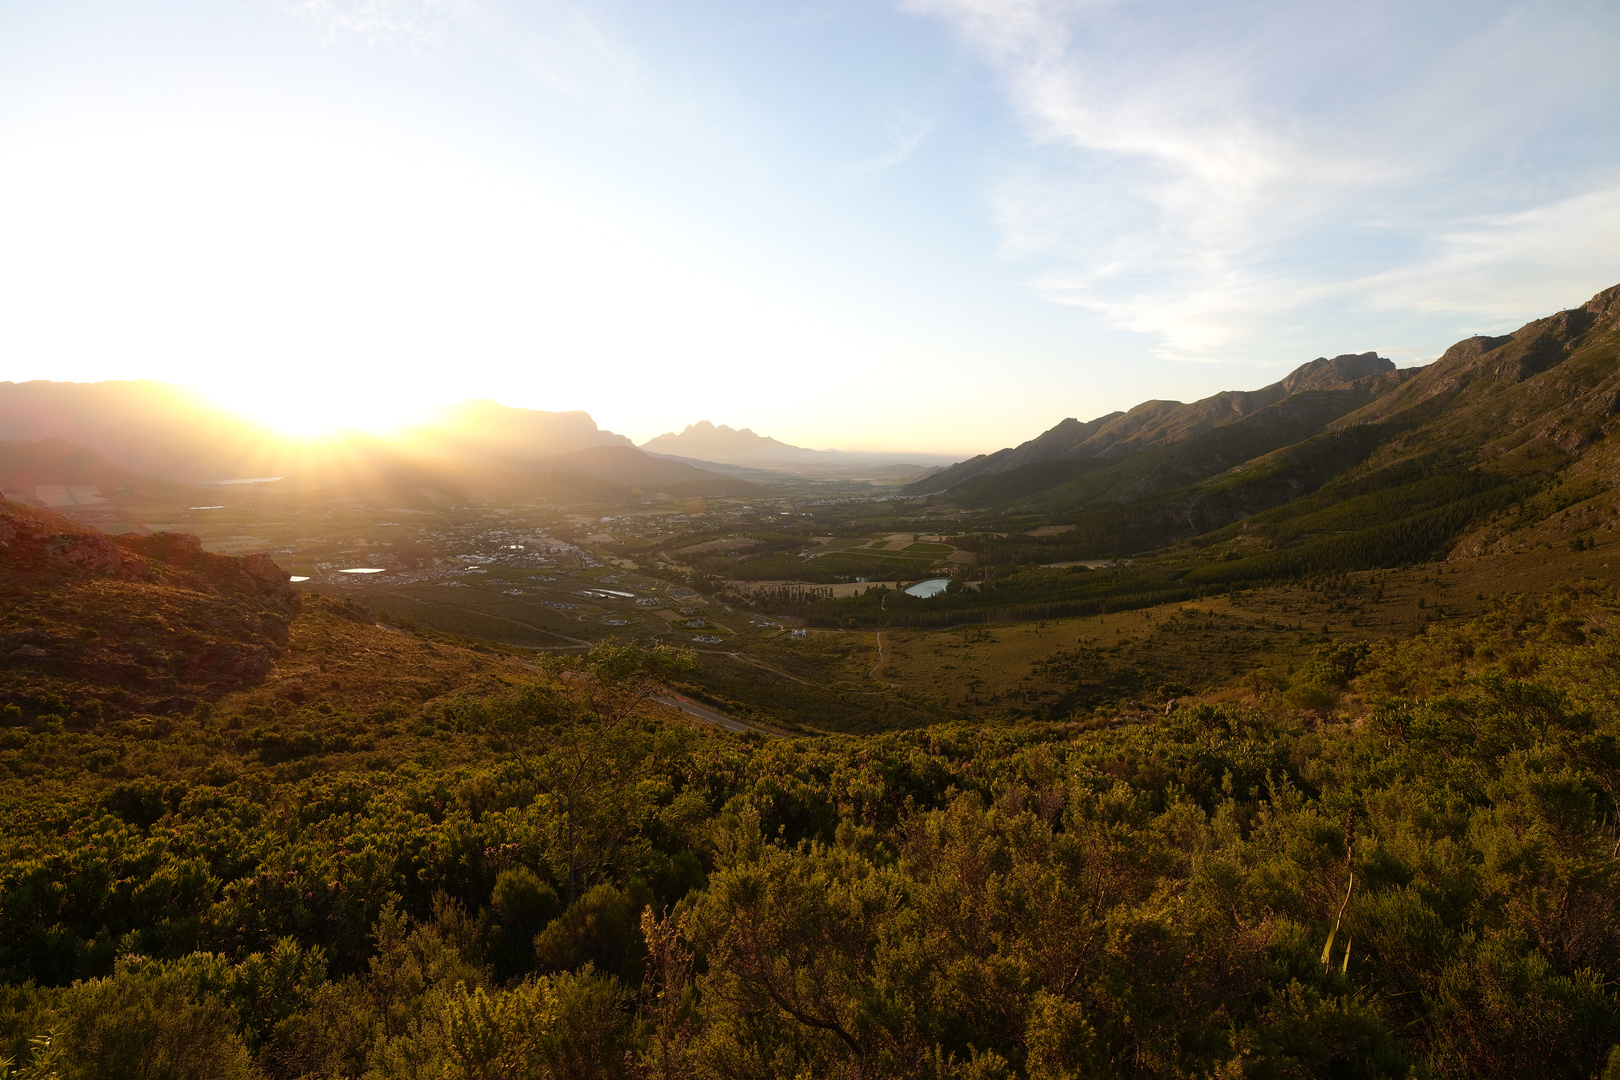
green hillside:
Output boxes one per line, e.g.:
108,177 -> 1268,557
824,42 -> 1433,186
0,544 -> 1616,1078
919,287 -> 1619,537
760,286 -> 1620,629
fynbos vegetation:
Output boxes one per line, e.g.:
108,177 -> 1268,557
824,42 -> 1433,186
1,584 -> 1618,1078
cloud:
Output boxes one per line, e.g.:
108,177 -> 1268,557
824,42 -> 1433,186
509,6 -> 651,106
847,115 -> 936,177
907,0 -> 1620,361
275,0 -> 650,108
1353,188 -> 1620,322
278,0 -> 483,49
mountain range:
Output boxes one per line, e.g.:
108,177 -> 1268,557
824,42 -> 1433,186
0,385 -> 644,481
0,380 -> 319,483
0,387 -> 948,503
912,351 -> 1401,497
8,279 -> 1620,531
909,282 -> 1620,567
0,390 -> 768,507
640,421 -> 955,477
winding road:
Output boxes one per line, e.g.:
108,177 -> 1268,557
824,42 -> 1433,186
651,692 -> 779,737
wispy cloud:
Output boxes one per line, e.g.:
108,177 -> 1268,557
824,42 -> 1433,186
907,0 -> 1620,362
1354,188 -> 1620,321
847,115 -> 936,177
510,6 -> 651,107
276,0 -> 651,109
279,0 -> 482,49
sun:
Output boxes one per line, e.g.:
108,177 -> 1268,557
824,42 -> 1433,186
194,380 -> 436,439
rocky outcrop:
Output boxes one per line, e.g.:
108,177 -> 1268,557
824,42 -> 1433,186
1,497 -> 301,719
115,530 -> 298,614
1279,352 -> 1393,393
0,499 -> 152,579
0,499 -> 296,611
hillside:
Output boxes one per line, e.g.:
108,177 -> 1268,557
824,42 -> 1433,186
0,439 -> 191,496
1179,283 -> 1620,577
0,493 -> 612,724
912,352 -> 1402,497
0,439 -> 206,530
908,286 -> 1620,563
1,524 -> 1617,1077
524,444 -> 761,496
0,497 -> 300,719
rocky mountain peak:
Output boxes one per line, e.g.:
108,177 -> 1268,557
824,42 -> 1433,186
1279,352 -> 1394,394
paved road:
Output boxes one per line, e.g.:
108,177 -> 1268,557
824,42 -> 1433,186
652,693 -> 775,736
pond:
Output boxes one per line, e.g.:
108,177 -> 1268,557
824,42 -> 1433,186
904,578 -> 951,598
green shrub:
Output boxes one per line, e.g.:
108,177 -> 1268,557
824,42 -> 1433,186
533,883 -> 649,984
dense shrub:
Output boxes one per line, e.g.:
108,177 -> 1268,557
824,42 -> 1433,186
0,617 -> 1617,1077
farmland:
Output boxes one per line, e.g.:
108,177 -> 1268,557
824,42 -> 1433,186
48,454 -> 1620,741
722,531 -> 971,583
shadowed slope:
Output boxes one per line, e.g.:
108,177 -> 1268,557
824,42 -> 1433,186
1,498 -> 299,720
913,352 -> 1399,497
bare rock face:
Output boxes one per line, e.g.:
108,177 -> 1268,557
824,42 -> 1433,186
1279,352 -> 1394,394
0,501 -> 149,579
115,531 -> 298,614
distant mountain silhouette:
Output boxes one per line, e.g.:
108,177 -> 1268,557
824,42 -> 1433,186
641,421 -> 825,464
0,383 -> 643,483
0,380 -> 326,482
258,443 -> 759,506
526,444 -> 752,490
641,421 -> 953,476
0,439 -> 197,500
0,384 -> 761,502
408,399 -> 634,460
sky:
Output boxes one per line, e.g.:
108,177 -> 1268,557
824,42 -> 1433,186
1,0 -> 1617,454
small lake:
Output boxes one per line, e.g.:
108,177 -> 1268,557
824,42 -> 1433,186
904,578 -> 951,598
339,568 -> 387,574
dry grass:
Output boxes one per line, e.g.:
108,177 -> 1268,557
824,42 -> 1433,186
220,597 -> 548,715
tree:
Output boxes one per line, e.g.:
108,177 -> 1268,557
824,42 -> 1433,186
491,643 -> 697,902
